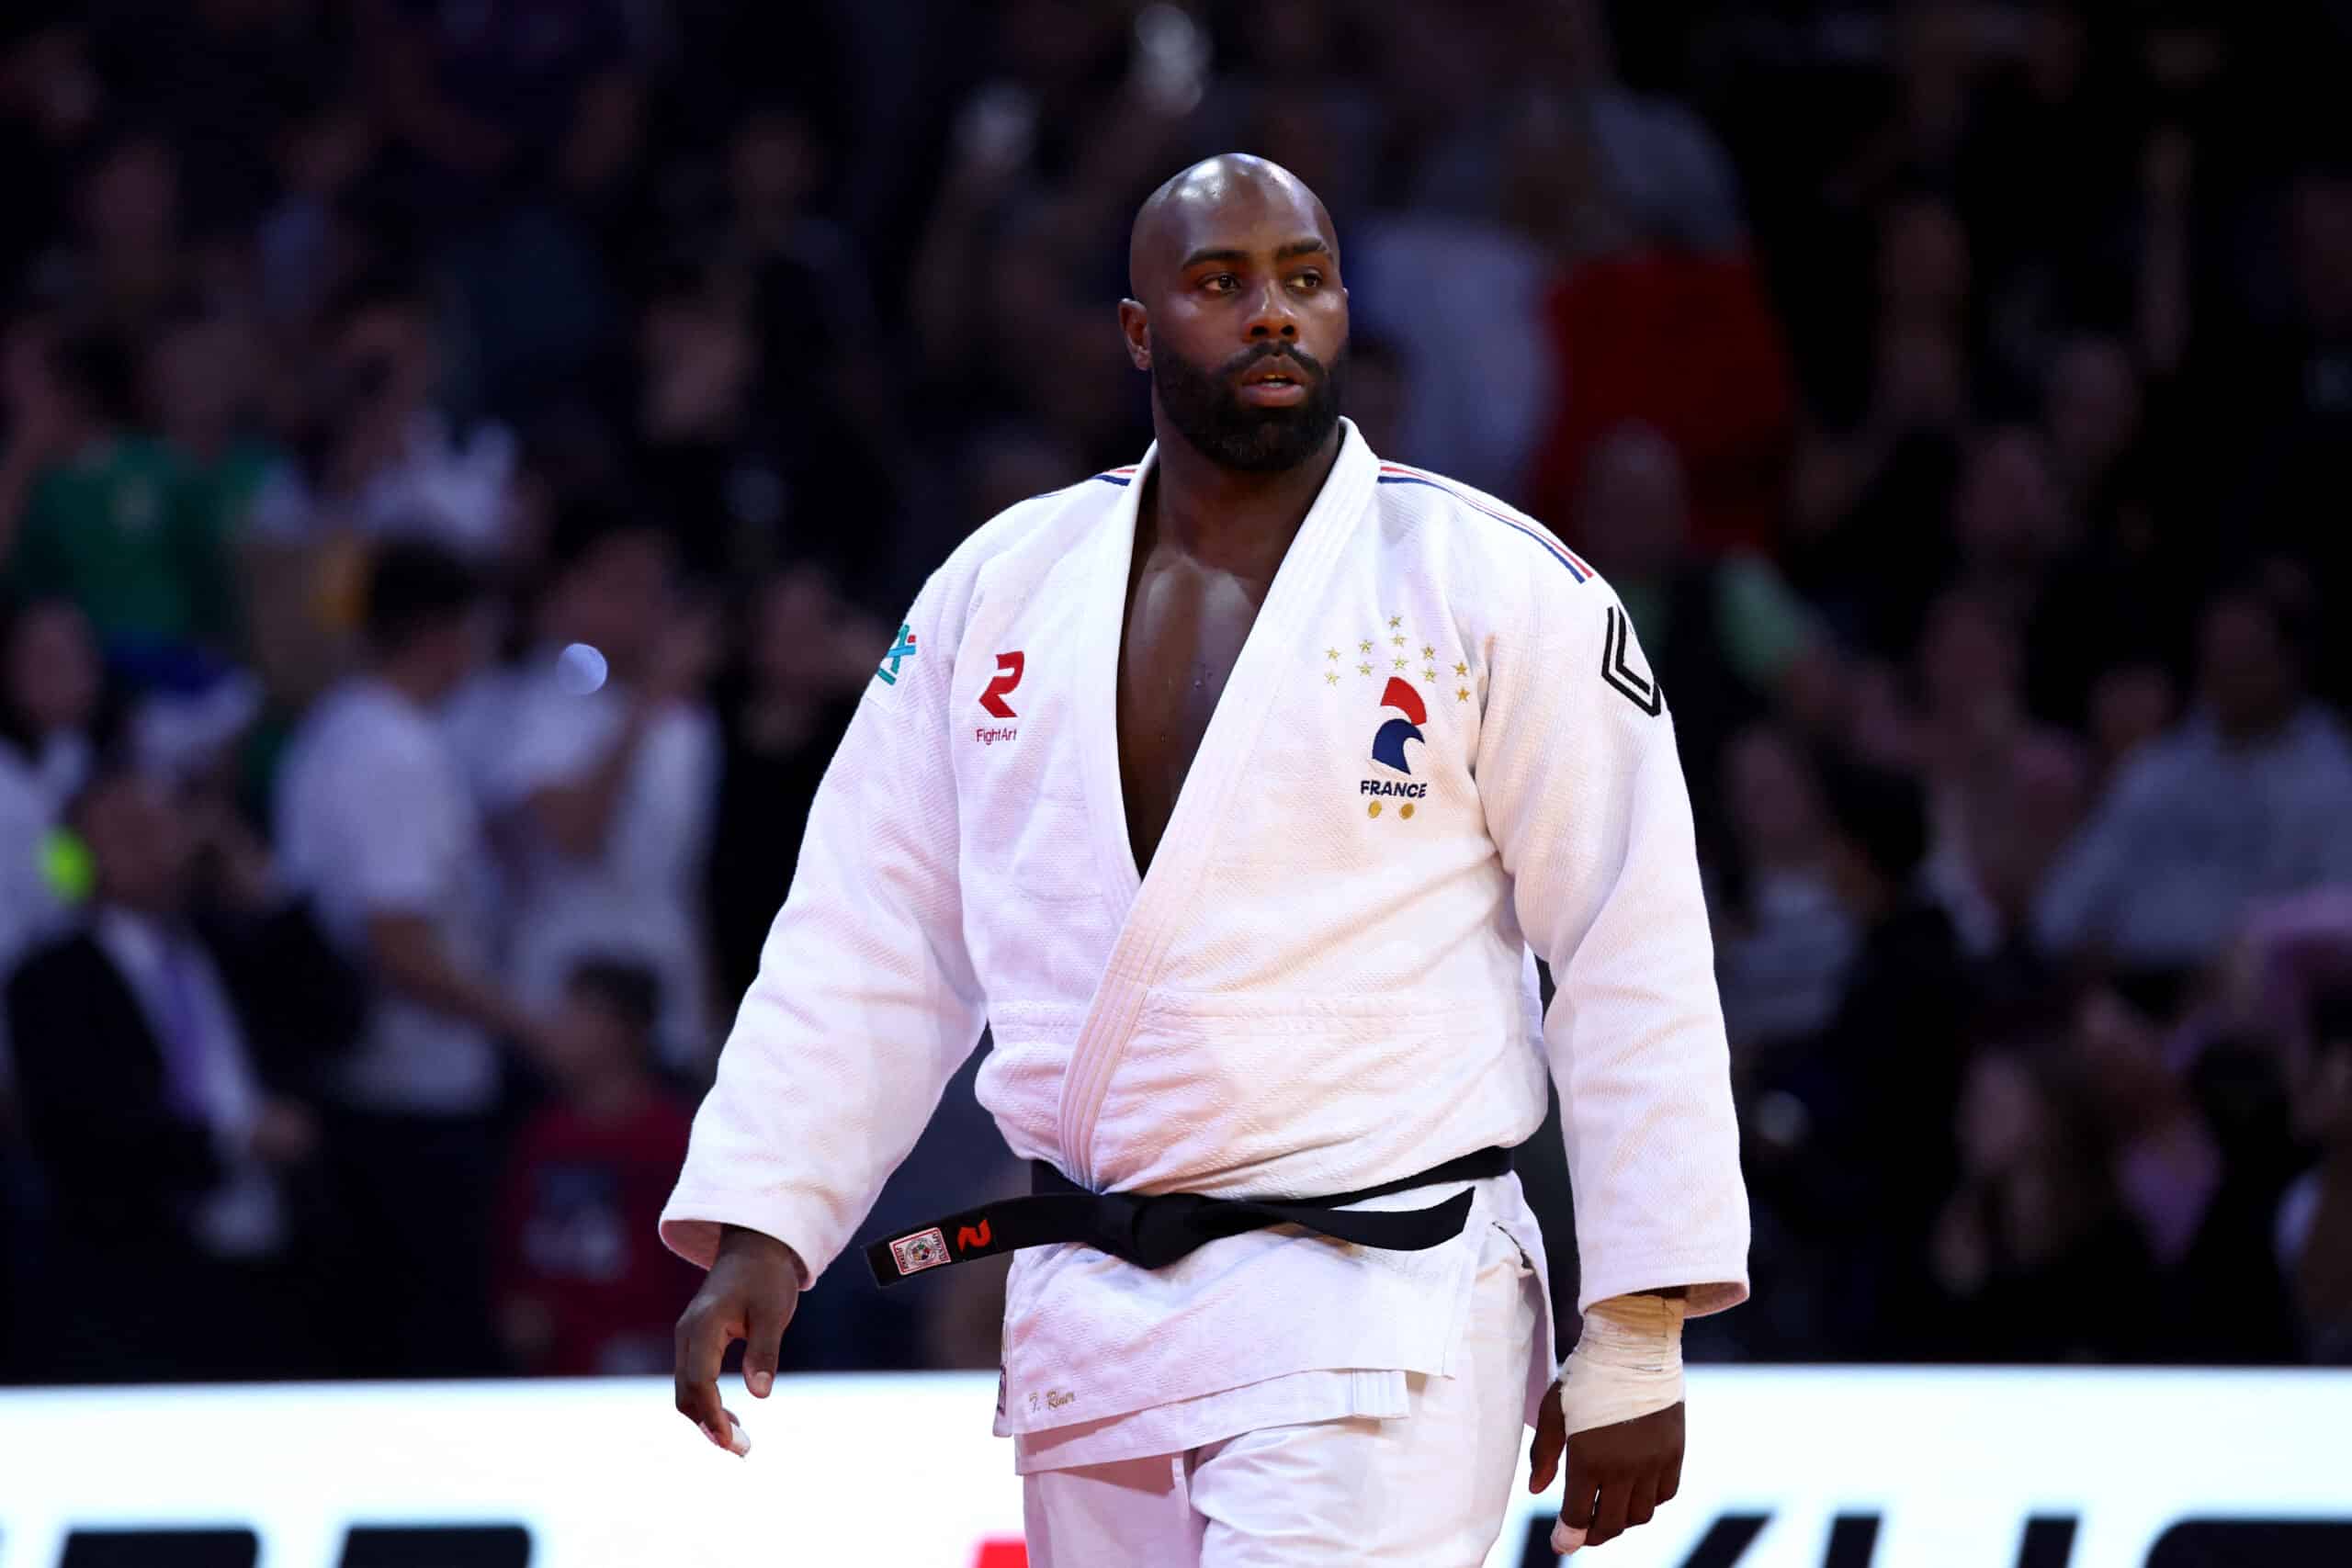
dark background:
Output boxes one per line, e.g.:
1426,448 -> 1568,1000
1,0 -> 2348,1385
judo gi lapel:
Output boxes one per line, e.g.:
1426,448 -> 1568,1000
1056,420 -> 1381,1187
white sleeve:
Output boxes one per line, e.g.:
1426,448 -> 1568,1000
660,579 -> 987,1282
1476,578 -> 1750,1318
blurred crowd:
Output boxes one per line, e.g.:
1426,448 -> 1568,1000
1,0 -> 2348,1385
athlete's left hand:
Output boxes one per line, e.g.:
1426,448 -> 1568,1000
1530,1384 -> 1683,1554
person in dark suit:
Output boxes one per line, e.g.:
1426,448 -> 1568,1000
5,766 -> 352,1382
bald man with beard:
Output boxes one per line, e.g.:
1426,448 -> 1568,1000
665,156 -> 1748,1563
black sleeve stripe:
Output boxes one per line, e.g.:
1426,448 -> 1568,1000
1601,605 -> 1663,716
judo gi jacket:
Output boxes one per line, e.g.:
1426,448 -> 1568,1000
662,421 -> 1748,1461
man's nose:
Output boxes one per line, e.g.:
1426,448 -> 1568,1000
1245,280 -> 1300,341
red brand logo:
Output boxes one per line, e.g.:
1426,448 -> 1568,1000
979,651 -> 1024,717
956,1219 -> 993,1252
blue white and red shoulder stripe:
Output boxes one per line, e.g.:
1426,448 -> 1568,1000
1374,462 -> 1591,582
1091,466 -> 1138,488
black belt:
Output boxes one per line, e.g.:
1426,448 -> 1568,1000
863,1145 -> 1510,1287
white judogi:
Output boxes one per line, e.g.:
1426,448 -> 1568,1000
662,421 -> 1747,1485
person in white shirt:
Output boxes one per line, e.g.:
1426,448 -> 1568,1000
666,157 -> 1747,1564
277,538 -> 548,1374
2035,584 -> 2352,972
248,280 -> 518,559
481,504 -> 720,1074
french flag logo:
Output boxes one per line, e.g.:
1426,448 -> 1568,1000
1371,676 -> 1427,773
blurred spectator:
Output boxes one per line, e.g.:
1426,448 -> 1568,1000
492,957 -> 697,1376
631,265 -> 794,582
1950,425 -> 2072,633
0,598 -> 103,984
146,310 -> 290,560
2282,987 -> 2352,1362
482,506 -> 719,1074
6,766 -> 334,1382
0,20 -> 107,302
695,104 -> 911,601
2232,167 -> 2352,547
2036,584 -> 2352,973
1951,2 -> 2124,319
367,0 -> 634,208
96,0 -> 354,245
906,6 -> 1193,475
67,129 -> 187,341
2,323 -> 242,661
2072,986 -> 2301,1362
2022,333 -> 2204,733
716,106 -> 876,434
1713,722 -> 1858,1054
254,277 -> 518,558
1517,102 -> 1795,552
1924,1047 -> 2157,1361
2233,166 -> 2352,709
1802,753 -> 1970,1356
254,88 -> 383,327
1564,423 -> 1821,829
1909,591 -> 2090,959
1786,191 -> 1976,656
2042,335 -> 2146,531
707,567 -> 876,1005
275,538 -> 537,1375
1350,198 -> 1555,500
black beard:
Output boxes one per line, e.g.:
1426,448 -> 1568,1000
1149,340 -> 1345,474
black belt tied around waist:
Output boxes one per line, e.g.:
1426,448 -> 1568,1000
863,1145 -> 1511,1287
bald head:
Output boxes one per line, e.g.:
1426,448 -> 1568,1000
1128,154 -> 1337,299
1118,153 -> 1350,474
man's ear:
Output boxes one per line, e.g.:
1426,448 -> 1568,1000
1117,299 -> 1150,370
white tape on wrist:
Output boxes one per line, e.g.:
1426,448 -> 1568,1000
1551,1293 -> 1687,1555
1556,1292 -> 1687,1436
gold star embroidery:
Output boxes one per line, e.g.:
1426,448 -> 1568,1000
1358,662 -> 1373,676
1393,657 -> 1408,670
1388,615 -> 1402,629
1456,686 -> 1471,702
1326,648 -> 1340,660
1422,668 -> 1438,682
1359,639 -> 1374,654
1421,645 -> 1435,659
1453,661 -> 1468,677
1324,671 -> 1340,685
1390,635 -> 1406,648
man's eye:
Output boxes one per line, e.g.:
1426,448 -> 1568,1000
1203,274 -> 1237,293
1292,272 -> 1323,290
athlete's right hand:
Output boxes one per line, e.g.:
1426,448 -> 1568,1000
673,1224 -> 802,1456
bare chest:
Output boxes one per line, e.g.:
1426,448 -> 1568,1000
1114,551 -> 1272,874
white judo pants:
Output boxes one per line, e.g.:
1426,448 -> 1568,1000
1023,1224 -> 1542,1567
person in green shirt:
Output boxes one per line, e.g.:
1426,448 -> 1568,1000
1,328 -> 241,661
1567,421 -> 1828,850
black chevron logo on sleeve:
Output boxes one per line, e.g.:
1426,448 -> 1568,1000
1600,605 -> 1663,716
